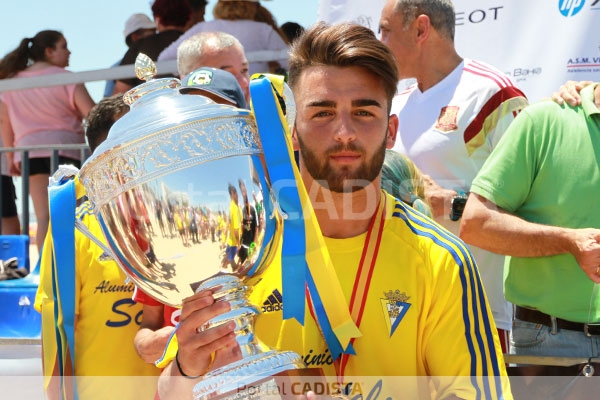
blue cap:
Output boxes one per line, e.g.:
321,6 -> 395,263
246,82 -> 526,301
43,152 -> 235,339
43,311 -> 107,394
179,67 -> 246,108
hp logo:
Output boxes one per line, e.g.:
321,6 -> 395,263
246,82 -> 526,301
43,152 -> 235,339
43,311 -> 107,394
559,0 -> 586,16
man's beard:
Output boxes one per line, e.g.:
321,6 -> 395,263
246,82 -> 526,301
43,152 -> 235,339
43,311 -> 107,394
296,130 -> 387,193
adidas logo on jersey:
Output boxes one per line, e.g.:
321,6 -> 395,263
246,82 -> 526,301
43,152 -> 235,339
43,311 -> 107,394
261,289 -> 283,313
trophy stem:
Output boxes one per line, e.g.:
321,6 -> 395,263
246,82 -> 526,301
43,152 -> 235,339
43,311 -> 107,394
197,274 -> 263,358
193,274 -> 305,399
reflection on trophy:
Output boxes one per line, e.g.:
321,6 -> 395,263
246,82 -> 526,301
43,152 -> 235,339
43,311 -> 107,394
78,55 -> 317,399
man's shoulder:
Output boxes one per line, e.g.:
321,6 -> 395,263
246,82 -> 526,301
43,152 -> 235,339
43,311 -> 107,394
384,194 -> 470,260
391,81 -> 418,113
461,58 -> 524,93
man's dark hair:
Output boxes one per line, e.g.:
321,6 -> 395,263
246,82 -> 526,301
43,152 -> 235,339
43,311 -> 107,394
85,95 -> 129,153
280,21 -> 304,44
287,22 -> 399,113
151,0 -> 191,28
188,0 -> 208,10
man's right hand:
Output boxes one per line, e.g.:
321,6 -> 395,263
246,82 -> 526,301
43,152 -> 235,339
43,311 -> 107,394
550,80 -> 593,107
174,289 -> 241,377
569,228 -> 600,284
422,174 -> 457,219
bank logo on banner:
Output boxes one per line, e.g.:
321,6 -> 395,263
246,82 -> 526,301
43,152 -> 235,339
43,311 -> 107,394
559,0 -> 586,17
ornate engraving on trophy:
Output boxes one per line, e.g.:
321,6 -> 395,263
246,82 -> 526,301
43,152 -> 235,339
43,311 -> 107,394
82,117 -> 261,208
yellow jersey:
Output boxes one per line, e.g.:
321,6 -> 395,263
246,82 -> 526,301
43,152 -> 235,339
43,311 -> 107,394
35,201 -> 159,399
252,192 -> 511,399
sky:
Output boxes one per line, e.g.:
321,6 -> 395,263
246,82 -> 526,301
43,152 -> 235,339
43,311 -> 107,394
0,0 -> 319,101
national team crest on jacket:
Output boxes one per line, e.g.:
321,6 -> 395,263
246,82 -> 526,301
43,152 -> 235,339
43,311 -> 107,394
434,105 -> 459,132
381,290 -> 411,337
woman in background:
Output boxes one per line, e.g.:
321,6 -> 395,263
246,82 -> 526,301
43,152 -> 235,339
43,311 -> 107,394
0,30 -> 95,251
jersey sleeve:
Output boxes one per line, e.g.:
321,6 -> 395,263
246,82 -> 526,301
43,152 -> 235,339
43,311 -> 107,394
421,229 -> 511,399
471,107 -> 539,212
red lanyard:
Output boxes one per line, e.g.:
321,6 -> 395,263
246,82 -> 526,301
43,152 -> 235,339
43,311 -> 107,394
307,194 -> 387,384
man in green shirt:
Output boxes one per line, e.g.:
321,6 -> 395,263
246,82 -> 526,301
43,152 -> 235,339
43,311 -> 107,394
460,82 -> 600,368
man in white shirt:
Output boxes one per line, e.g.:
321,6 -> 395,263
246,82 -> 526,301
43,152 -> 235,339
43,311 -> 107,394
379,0 -> 528,351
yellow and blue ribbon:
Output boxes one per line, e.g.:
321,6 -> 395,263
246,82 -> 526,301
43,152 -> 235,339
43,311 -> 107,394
48,176 -> 79,399
249,75 -> 361,360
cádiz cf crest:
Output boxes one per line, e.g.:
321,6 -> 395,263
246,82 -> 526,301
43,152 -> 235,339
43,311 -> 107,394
381,290 -> 411,337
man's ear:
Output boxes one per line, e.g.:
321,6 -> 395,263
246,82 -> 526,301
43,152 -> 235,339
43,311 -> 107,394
386,114 -> 398,149
291,125 -> 300,151
414,14 -> 431,44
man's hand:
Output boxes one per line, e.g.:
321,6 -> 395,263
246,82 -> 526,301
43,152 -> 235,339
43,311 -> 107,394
175,289 -> 241,377
422,174 -> 457,219
569,228 -> 600,284
550,80 -> 593,107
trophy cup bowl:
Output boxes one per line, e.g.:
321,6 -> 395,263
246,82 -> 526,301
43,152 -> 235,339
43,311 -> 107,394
78,57 -> 309,399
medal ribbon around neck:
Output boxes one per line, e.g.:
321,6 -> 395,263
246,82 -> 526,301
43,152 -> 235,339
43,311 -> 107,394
336,193 -> 387,379
249,74 -> 361,357
306,193 -> 387,379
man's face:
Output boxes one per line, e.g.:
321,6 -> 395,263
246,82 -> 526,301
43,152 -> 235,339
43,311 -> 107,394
291,65 -> 398,193
379,0 -> 418,80
200,45 -> 250,104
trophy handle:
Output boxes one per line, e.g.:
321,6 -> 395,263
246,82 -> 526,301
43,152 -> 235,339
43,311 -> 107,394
74,218 -> 117,261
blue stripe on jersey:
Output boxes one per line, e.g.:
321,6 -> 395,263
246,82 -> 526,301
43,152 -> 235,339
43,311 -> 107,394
76,201 -> 94,220
392,200 -> 502,399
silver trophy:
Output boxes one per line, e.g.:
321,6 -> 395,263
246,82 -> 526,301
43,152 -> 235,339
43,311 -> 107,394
78,55 -> 310,399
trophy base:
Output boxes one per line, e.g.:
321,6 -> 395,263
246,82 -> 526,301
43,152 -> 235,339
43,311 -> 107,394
208,368 -> 327,400
193,350 -> 326,399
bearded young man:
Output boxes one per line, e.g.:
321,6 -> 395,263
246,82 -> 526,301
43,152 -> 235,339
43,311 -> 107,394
157,22 -> 510,400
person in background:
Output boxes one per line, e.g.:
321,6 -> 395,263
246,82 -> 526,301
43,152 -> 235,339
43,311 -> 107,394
158,0 -> 289,76
0,117 -> 21,236
460,80 -> 600,377
236,178 -> 257,264
179,67 -> 246,108
112,0 -> 192,94
186,0 -> 209,29
379,0 -> 528,352
381,149 -> 432,218
280,21 -> 305,44
254,3 -> 290,45
103,13 -> 157,97
176,31 -> 250,105
157,22 -> 510,400
550,80 -> 594,106
0,30 -> 95,251
34,95 -> 160,400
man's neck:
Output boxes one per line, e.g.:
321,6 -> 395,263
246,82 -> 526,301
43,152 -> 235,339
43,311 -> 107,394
417,43 -> 463,93
594,83 -> 600,110
307,180 -> 382,239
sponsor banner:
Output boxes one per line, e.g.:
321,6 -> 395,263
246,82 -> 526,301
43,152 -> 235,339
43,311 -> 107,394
318,0 -> 600,102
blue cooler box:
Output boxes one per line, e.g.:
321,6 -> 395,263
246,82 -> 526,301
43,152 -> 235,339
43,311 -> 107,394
0,235 -> 39,339
0,271 -> 40,339
0,235 -> 30,272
